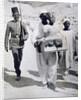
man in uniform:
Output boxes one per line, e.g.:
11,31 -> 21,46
4,7 -> 28,81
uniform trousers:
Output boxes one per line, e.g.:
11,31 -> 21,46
12,47 -> 23,77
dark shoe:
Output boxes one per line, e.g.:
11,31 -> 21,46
15,76 -> 21,81
47,82 -> 56,90
75,57 -> 78,61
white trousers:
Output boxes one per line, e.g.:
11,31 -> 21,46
36,51 -> 58,85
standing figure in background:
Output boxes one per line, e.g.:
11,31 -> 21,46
32,10 -> 59,90
60,20 -> 75,76
4,7 -> 28,81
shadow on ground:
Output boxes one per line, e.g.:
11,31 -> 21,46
28,70 -> 78,90
4,68 -> 78,91
4,68 -> 42,88
28,70 -> 40,77
56,81 -> 78,90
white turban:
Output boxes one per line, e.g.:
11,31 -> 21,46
40,9 -> 48,14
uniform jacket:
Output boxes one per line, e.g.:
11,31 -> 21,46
5,20 -> 28,49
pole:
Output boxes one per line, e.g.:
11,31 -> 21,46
19,2 -> 22,24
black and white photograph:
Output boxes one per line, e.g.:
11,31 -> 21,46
4,0 -> 78,99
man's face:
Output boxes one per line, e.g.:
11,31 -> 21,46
64,21 -> 70,30
13,12 -> 20,21
40,13 -> 49,21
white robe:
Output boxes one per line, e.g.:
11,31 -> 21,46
60,29 -> 75,69
31,22 -> 59,85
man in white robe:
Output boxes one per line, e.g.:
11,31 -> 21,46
31,10 -> 60,90
60,20 -> 75,76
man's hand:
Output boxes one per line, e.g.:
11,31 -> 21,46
21,35 -> 28,41
34,41 -> 42,48
34,41 -> 38,48
5,46 -> 8,52
23,36 -> 28,41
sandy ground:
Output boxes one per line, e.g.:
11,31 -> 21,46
3,0 -> 78,99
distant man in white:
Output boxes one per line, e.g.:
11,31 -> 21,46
60,19 -> 76,76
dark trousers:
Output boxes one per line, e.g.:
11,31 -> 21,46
12,47 -> 23,76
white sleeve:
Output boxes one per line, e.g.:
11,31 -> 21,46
31,24 -> 39,44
